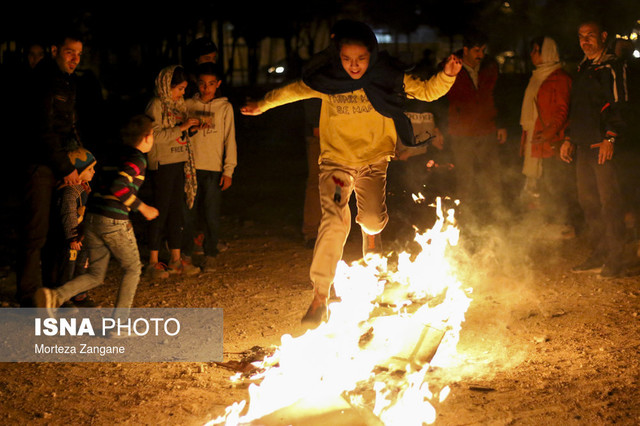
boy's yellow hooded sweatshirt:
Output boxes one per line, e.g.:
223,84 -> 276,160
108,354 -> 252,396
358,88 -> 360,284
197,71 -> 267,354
257,71 -> 455,168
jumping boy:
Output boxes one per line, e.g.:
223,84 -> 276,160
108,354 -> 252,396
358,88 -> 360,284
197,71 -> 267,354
183,62 -> 237,271
241,20 -> 461,326
36,115 -> 159,313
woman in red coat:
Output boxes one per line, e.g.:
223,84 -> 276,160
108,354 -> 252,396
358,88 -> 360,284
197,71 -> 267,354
520,36 -> 578,235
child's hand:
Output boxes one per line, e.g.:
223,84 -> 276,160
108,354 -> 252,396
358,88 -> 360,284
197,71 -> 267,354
443,54 -> 462,77
180,118 -> 201,132
138,203 -> 159,221
241,101 -> 262,116
70,241 -> 82,251
219,175 -> 232,191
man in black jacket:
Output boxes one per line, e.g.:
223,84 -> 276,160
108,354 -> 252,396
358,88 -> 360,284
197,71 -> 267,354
17,31 -> 84,306
560,21 -> 627,278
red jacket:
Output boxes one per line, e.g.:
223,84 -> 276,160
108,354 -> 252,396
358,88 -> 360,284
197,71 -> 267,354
447,59 -> 499,137
520,68 -> 572,158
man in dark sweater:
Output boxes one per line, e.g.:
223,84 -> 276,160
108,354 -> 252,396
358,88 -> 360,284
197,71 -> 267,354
17,31 -> 84,306
560,21 -> 628,278
35,115 -> 158,312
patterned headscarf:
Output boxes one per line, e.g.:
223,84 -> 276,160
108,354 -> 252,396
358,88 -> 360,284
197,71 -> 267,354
155,65 -> 188,128
154,65 -> 198,208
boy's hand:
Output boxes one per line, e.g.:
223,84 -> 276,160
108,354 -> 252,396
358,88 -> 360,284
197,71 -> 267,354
220,175 -> 232,191
138,203 -> 159,221
443,54 -> 462,77
70,241 -> 82,251
241,101 -> 262,116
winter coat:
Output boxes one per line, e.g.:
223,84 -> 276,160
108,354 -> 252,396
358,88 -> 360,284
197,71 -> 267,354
567,53 -> 626,146
520,69 -> 572,158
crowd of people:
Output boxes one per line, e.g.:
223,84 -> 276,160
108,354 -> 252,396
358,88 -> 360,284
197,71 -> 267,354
14,31 -> 236,316
9,17 -> 639,327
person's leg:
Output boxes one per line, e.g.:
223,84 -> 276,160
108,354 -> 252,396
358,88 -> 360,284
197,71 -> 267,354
165,163 -> 186,260
182,170 -> 205,258
450,135 -> 480,226
353,160 -> 389,258
17,165 -> 56,305
302,135 -> 322,244
101,219 -> 143,308
162,163 -> 199,274
147,168 -> 169,265
575,147 -> 606,262
309,162 -> 356,300
58,246 -> 77,286
450,136 -> 475,206
475,135 -> 504,217
52,215 -> 110,303
200,170 -> 222,257
594,159 -> 626,272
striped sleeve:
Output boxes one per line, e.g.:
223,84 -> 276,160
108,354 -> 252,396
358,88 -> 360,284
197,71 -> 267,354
599,61 -> 627,138
109,155 -> 146,211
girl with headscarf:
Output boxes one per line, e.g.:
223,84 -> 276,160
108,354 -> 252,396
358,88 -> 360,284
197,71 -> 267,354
519,37 -> 575,233
241,20 -> 461,326
145,65 -> 201,278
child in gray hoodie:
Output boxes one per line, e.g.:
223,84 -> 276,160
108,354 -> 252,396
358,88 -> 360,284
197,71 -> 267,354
183,63 -> 237,271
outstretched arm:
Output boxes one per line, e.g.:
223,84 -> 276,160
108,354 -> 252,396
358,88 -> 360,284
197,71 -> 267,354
405,63 -> 458,102
241,81 -> 322,116
443,54 -> 462,77
240,101 -> 262,116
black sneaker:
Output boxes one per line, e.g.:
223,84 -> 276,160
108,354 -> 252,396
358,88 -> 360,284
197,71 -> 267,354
598,263 -> 626,279
301,295 -> 328,327
571,257 -> 603,273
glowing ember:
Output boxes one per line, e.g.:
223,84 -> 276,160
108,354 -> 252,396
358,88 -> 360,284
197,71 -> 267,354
207,196 -> 472,425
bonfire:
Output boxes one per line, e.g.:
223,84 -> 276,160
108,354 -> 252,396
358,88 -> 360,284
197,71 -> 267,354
209,196 -> 472,425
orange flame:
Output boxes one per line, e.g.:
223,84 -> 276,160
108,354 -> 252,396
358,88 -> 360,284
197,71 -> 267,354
208,196 -> 471,425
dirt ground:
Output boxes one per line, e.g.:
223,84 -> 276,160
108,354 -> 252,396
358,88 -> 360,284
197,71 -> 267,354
1,107 -> 640,425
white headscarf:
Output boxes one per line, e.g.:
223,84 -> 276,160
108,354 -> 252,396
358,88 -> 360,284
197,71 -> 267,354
520,37 -> 562,133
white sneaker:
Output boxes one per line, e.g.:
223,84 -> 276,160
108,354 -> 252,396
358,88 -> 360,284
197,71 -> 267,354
34,287 -> 63,318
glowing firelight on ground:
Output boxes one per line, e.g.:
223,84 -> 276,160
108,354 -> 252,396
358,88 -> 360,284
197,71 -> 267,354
208,196 -> 472,425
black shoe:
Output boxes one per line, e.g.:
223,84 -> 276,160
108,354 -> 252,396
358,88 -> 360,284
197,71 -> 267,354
598,263 -> 626,279
571,257 -> 603,273
301,295 -> 328,327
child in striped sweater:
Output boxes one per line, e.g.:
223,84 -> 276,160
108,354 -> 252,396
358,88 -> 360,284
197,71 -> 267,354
36,115 -> 158,313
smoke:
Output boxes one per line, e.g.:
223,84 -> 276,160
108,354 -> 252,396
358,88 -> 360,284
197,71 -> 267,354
441,204 -> 568,381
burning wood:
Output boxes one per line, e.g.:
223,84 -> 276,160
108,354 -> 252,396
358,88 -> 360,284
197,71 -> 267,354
207,197 -> 471,425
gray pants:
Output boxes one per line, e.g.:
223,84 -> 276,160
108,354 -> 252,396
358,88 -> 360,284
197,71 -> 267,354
55,213 -> 142,308
310,159 -> 389,298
